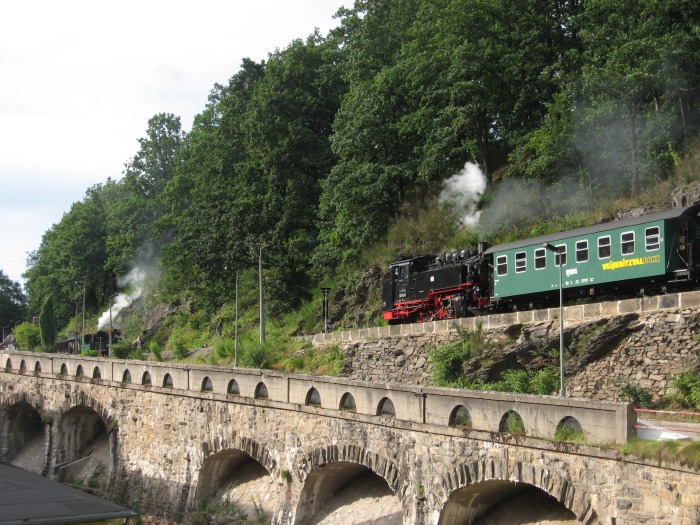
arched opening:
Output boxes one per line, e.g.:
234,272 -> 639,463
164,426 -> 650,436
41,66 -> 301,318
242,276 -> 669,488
377,397 -> 395,417
306,388 -> 321,407
194,449 -> 280,522
498,410 -> 525,436
92,366 -> 101,380
296,461 -> 401,525
3,401 -> 44,472
227,379 -> 240,395
59,363 -> 68,376
163,373 -> 173,388
438,480 -> 578,525
55,406 -> 112,488
5,358 -> 12,369
19,360 -> 26,373
142,371 -> 152,386
339,393 -> 356,412
76,365 -> 84,378
449,405 -> 472,428
34,361 -> 41,373
201,377 -> 214,392
254,382 -> 268,399
122,369 -> 132,384
555,416 -> 584,443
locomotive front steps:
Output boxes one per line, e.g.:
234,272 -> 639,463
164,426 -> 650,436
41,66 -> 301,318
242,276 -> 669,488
312,289 -> 700,344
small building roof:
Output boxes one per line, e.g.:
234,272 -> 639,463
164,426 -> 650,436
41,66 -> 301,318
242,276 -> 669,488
0,462 -> 135,525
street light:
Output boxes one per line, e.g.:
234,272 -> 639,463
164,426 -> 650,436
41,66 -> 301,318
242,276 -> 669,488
259,245 -> 272,343
543,242 -> 566,397
108,294 -> 118,355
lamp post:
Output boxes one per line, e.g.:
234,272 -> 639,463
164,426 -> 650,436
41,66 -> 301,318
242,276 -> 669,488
108,294 -> 118,355
235,270 -> 239,367
543,242 -> 566,397
258,245 -> 272,343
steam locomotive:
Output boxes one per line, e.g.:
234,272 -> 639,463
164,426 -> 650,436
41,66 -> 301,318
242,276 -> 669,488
382,205 -> 700,323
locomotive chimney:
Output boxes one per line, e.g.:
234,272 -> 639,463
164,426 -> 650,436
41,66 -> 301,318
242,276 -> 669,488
478,241 -> 488,254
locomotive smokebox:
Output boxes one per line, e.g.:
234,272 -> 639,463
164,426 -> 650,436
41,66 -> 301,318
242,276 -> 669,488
478,241 -> 488,254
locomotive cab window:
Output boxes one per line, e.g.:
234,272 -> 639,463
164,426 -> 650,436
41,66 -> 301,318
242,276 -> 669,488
393,263 -> 409,280
576,240 -> 589,263
621,231 -> 635,255
515,252 -> 526,273
534,248 -> 546,270
645,226 -> 660,251
554,245 -> 567,266
496,255 -> 508,276
598,236 -> 611,259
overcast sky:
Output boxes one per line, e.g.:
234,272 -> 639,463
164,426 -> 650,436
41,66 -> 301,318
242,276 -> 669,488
0,0 -> 343,284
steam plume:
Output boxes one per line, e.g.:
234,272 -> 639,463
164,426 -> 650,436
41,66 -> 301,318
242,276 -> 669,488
97,268 -> 146,330
439,162 -> 487,227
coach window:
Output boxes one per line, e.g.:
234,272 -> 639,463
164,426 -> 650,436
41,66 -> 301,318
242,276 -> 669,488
496,255 -> 508,276
598,236 -> 611,259
576,240 -> 589,263
621,232 -> 635,255
554,245 -> 567,266
534,248 -> 546,270
515,252 -> 526,273
645,226 -> 660,251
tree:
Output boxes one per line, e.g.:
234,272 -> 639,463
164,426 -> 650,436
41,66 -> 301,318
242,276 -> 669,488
0,270 -> 27,330
39,295 -> 57,350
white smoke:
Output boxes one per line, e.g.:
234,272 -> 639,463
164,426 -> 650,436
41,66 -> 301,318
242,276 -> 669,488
439,162 -> 487,227
97,267 -> 146,330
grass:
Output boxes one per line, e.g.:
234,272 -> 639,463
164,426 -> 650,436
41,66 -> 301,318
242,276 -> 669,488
620,439 -> 700,470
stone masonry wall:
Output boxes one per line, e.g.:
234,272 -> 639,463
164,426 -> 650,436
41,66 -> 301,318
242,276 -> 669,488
324,307 -> 700,402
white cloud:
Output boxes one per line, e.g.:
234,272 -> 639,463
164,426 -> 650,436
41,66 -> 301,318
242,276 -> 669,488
0,0 -> 342,284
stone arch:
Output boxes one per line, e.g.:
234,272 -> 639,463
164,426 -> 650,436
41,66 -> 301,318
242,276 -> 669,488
34,361 -> 42,373
5,357 -> 11,369
296,445 -> 403,524
556,416 -> 584,441
192,435 -> 278,506
92,366 -> 101,380
339,392 -> 356,412
122,369 -> 132,384
377,397 -> 396,417
162,373 -> 173,388
254,382 -> 268,399
54,391 -> 117,483
76,365 -> 84,378
434,458 -> 597,525
499,409 -> 525,436
305,387 -> 321,407
201,376 -> 213,392
449,405 -> 472,428
227,379 -> 239,395
2,399 -> 45,467
19,359 -> 27,372
59,363 -> 68,376
142,371 -> 152,386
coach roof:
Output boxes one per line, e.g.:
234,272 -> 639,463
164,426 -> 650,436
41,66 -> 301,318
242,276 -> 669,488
483,204 -> 700,255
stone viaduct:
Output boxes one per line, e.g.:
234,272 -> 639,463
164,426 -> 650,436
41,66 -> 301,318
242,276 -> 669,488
1,350 -> 698,524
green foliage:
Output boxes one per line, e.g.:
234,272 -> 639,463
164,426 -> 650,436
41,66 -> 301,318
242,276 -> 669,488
39,295 -> 57,350
109,340 -> 132,360
620,382 -> 655,408
502,411 -> 526,436
80,349 -> 99,357
665,372 -> 700,410
620,439 -> 700,470
13,322 -> 41,351
148,340 -> 162,362
0,269 -> 27,329
529,368 -> 560,396
428,325 -> 486,386
241,341 -> 269,369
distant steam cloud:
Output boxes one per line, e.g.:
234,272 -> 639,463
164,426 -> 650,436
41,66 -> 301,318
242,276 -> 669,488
97,267 -> 146,330
439,162 -> 487,227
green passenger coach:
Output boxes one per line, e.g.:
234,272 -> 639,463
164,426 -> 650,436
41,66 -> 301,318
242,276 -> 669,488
483,205 -> 700,306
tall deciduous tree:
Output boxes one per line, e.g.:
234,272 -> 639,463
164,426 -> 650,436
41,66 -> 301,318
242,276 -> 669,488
0,270 -> 26,330
39,294 -> 57,350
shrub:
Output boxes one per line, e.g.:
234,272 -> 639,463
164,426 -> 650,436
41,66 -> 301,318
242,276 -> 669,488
109,341 -> 132,360
242,341 -> 268,368
666,372 -> 700,409
148,340 -> 162,361
620,382 -> 655,408
429,325 -> 486,386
